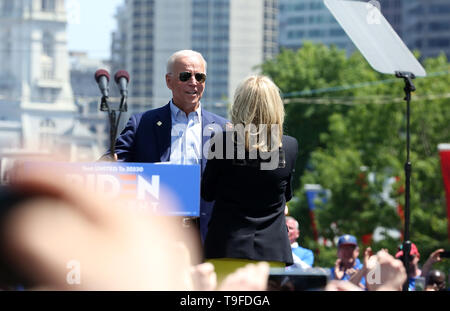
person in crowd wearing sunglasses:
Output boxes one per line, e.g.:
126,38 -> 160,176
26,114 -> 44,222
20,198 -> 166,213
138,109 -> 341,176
110,50 -> 228,249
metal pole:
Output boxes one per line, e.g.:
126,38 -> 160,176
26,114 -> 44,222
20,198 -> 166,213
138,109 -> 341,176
395,71 -> 415,291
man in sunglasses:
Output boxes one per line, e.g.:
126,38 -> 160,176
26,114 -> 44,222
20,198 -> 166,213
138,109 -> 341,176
111,50 -> 228,251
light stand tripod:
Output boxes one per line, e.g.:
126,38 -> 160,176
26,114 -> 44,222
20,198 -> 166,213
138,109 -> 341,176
324,0 -> 427,291
395,71 -> 416,291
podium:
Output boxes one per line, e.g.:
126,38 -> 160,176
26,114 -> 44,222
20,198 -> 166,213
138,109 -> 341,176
23,162 -> 201,217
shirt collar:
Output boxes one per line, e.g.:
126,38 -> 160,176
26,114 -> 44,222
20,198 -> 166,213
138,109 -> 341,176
170,99 -> 202,121
291,242 -> 299,248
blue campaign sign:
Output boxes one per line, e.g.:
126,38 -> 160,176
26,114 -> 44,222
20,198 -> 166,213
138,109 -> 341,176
25,162 -> 201,216
304,184 -> 330,211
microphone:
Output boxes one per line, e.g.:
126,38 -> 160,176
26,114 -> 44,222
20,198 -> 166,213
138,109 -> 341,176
94,69 -> 110,97
114,70 -> 130,96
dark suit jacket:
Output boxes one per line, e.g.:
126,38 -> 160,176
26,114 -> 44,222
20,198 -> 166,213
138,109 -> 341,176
201,134 -> 298,265
113,102 -> 228,241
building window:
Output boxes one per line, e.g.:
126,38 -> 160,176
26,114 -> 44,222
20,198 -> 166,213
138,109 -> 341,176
38,87 -> 59,102
429,21 -> 450,32
428,38 -> 450,48
330,28 -> 345,37
42,0 -> 56,12
429,4 -> 450,14
308,29 -> 325,38
42,32 -> 54,57
40,118 -> 56,149
41,32 -> 54,79
40,118 -> 56,128
41,62 -> 54,80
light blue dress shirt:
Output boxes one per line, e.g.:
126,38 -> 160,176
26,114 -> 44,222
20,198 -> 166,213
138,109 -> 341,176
169,100 -> 202,165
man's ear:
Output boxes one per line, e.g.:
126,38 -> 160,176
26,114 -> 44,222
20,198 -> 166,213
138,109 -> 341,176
166,74 -> 173,90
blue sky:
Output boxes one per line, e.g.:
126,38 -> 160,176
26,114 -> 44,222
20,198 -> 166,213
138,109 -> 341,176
66,0 -> 124,60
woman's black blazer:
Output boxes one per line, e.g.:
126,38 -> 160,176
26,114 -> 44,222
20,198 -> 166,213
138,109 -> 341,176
201,133 -> 298,265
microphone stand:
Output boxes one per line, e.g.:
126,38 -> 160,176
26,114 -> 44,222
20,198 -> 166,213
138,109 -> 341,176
395,71 -> 415,291
100,94 -> 128,161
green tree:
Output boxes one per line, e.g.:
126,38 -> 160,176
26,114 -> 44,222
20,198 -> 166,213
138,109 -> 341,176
262,44 -> 450,270
260,42 -> 384,190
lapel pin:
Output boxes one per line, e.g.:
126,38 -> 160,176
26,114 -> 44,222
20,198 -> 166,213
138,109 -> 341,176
157,121 -> 162,127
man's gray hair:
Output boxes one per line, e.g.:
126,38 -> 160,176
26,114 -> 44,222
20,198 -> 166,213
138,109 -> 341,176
286,216 -> 299,229
166,50 -> 207,74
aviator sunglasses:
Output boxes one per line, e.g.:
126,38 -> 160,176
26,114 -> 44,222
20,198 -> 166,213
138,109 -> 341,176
178,71 -> 207,83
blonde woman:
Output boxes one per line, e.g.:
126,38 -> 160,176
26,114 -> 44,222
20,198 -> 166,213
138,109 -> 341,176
201,75 -> 298,282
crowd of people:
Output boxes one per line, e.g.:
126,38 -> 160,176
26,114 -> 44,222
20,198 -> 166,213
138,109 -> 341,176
1,169 -> 447,291
0,49 -> 448,291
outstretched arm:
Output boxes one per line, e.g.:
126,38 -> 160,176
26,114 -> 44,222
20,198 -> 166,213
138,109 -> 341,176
421,248 -> 444,278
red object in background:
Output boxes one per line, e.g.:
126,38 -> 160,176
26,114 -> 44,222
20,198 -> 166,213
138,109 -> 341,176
397,203 -> 404,222
361,233 -> 373,246
395,176 -> 405,225
308,210 -> 321,259
438,145 -> 450,242
309,210 -> 319,242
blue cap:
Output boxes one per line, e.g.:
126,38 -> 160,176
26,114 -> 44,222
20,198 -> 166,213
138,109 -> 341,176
337,234 -> 358,247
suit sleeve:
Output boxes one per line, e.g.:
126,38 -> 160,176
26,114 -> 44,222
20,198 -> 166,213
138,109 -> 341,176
285,136 -> 299,202
113,114 -> 138,162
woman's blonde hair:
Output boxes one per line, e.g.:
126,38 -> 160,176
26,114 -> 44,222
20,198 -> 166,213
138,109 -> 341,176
231,75 -> 284,152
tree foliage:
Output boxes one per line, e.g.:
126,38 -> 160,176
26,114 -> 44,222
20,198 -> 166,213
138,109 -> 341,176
261,43 -> 450,270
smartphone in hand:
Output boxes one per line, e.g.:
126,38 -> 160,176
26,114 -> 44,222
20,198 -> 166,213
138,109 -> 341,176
439,250 -> 450,258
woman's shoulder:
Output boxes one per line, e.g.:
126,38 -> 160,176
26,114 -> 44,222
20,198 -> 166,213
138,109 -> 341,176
282,135 -> 298,150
